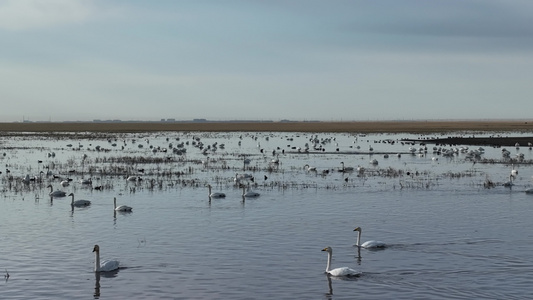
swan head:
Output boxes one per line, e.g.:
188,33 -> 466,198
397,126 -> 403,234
353,227 -> 362,232
93,245 -> 100,253
68,193 -> 74,197
321,246 -> 333,254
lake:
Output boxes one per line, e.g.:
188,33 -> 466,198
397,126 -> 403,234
0,131 -> 532,299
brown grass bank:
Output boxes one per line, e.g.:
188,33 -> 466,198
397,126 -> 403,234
0,120 -> 532,134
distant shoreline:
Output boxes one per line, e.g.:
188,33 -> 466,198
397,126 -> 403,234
0,120 -> 532,134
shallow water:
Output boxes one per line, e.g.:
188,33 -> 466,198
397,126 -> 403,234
1,131 -> 533,299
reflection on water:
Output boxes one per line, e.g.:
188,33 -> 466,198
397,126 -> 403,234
94,272 -> 100,299
94,270 -> 120,299
1,131 -> 533,299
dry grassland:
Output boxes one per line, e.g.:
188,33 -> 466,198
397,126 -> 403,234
0,120 -> 532,134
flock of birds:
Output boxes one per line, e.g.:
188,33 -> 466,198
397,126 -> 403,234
89,225 -> 385,275
46,184 -> 132,211
4,132 -> 533,276
44,183 -> 132,272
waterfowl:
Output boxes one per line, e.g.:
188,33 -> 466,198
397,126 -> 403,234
208,184 -> 226,198
353,227 -> 386,248
47,185 -> 66,198
68,193 -> 91,207
93,245 -> 120,272
114,197 -> 132,212
242,186 -> 260,198
321,247 -> 360,277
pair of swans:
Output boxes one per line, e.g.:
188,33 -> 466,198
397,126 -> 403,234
93,245 -> 120,272
68,194 -> 130,211
206,185 -> 258,198
322,227 -> 386,277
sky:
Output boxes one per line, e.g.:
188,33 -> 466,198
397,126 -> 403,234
1,0 -> 533,122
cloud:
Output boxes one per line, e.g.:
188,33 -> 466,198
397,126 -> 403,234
0,0 -> 94,30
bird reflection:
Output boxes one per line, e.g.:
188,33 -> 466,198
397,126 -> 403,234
94,268 -> 120,299
325,274 -> 333,298
94,272 -> 100,299
355,246 -> 362,264
325,271 -> 361,297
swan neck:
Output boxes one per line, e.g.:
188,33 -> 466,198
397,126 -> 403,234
70,194 -> 74,205
113,198 -> 117,209
356,230 -> 361,246
326,252 -> 332,272
94,251 -> 100,272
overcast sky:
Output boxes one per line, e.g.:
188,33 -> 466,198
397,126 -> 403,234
1,0 -> 532,122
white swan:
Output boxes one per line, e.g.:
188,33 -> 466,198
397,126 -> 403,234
79,178 -> 92,185
353,227 -> 386,248
304,164 -> 317,171
339,162 -> 354,172
127,176 -> 140,182
208,184 -> 226,198
60,180 -> 70,187
242,186 -> 260,198
321,247 -> 360,277
114,197 -> 132,212
47,185 -> 66,198
93,245 -> 120,272
503,174 -> 514,187
68,193 -> 91,207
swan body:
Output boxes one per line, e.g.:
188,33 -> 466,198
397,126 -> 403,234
47,185 -> 66,198
242,186 -> 260,198
234,173 -> 253,183
93,245 -> 119,272
339,162 -> 354,172
304,164 -> 317,171
525,188 -> 533,194
79,178 -> 92,184
208,184 -> 226,198
60,180 -> 70,187
127,176 -> 140,182
354,227 -> 386,248
68,193 -> 91,207
503,175 -> 514,187
114,197 -> 132,212
321,247 -> 360,277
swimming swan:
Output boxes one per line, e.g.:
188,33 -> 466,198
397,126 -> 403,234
68,193 -> 91,207
353,227 -> 386,248
208,184 -> 226,198
321,247 -> 360,277
93,245 -> 120,272
339,162 -> 354,172
47,185 -> 66,198
114,197 -> 132,212
242,186 -> 260,198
